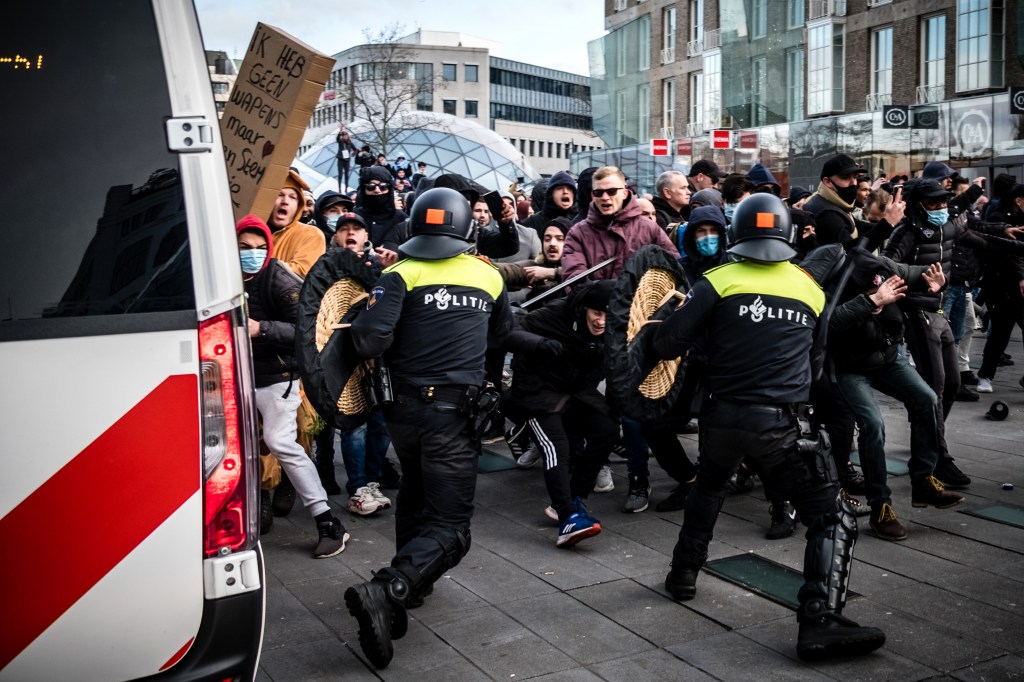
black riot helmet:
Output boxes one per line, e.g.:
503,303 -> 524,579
726,193 -> 797,262
400,187 -> 474,260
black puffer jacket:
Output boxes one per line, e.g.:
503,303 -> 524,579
883,205 -> 1013,311
245,258 -> 303,388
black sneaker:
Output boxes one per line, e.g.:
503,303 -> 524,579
621,475 -> 650,513
313,517 -> 350,559
665,568 -> 699,601
505,422 -> 530,460
655,479 -> 694,512
766,501 -> 797,539
955,385 -> 980,402
960,370 -> 979,386
998,352 -> 1014,367
345,582 -> 400,669
934,457 -> 971,488
839,461 -> 866,495
272,476 -> 296,517
797,612 -> 886,662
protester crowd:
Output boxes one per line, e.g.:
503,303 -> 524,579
239,134 -> 1024,668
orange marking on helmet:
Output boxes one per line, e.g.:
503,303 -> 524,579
425,208 -> 446,225
756,212 -> 775,228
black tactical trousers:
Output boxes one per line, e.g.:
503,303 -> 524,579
672,398 -> 853,618
382,392 -> 477,593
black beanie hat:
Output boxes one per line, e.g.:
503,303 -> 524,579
579,279 -> 616,313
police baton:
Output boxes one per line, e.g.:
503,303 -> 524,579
519,257 -> 617,309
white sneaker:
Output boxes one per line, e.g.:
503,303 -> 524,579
366,481 -> 391,509
516,445 -> 542,468
594,465 -> 614,493
348,486 -> 383,515
977,378 -> 993,393
544,505 -> 559,521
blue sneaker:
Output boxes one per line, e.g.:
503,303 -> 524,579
557,498 -> 601,547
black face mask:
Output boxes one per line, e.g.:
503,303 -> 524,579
835,183 -> 859,205
363,191 -> 391,211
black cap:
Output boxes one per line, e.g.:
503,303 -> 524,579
913,179 -> 954,200
688,159 -> 727,180
821,154 -> 866,179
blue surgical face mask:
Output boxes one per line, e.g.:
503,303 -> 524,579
925,208 -> 948,227
325,214 -> 341,231
696,235 -> 719,257
723,203 -> 737,221
240,249 -> 267,273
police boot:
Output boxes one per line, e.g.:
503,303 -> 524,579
665,486 -> 723,602
344,579 -> 402,669
796,496 -> 885,662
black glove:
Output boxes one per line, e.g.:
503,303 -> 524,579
539,338 -> 566,357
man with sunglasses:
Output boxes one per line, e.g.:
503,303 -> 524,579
355,166 -> 407,252
561,166 -> 678,283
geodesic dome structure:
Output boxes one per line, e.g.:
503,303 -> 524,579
299,111 -> 539,193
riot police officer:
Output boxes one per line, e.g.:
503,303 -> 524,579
343,187 -> 513,669
646,193 -> 886,662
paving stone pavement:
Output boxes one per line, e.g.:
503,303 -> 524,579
257,333 -> 1024,681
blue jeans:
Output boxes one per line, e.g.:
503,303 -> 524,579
945,285 -> 969,343
621,416 -> 650,480
339,409 -> 391,496
836,355 -> 941,508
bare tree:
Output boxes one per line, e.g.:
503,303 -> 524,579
346,24 -> 447,159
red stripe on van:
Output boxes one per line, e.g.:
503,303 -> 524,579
0,374 -> 200,671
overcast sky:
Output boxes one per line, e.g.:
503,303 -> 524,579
195,0 -> 607,76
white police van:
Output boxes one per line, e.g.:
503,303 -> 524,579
0,1 -> 264,679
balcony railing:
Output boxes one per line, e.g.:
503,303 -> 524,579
686,38 -> 704,56
867,0 -> 892,6
808,0 -> 846,20
614,0 -> 627,10
866,92 -> 892,111
916,84 -> 945,104
659,126 -> 675,139
685,122 -> 704,137
661,46 -> 676,64
703,29 -> 721,50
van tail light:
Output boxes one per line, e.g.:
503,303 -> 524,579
199,310 -> 252,556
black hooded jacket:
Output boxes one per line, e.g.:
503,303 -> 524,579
522,171 -> 577,233
678,212 -> 730,288
354,166 -> 406,251
505,283 -> 609,415
245,259 -> 303,388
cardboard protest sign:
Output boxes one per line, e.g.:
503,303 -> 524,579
221,23 -> 334,222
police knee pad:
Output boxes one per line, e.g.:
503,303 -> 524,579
423,525 -> 471,563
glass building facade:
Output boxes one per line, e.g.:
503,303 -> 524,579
573,92 -> 1024,196
583,0 -> 1023,196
